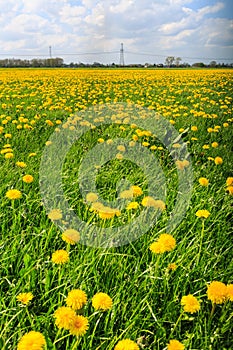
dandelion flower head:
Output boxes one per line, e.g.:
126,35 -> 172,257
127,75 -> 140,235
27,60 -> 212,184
62,228 -> 80,244
69,315 -> 89,336
66,289 -> 87,310
17,331 -> 46,350
207,281 -> 227,304
54,306 -> 76,330
114,339 -> 139,350
195,209 -> 210,219
17,292 -> 34,305
226,284 -> 233,301
181,294 -> 200,313
150,234 -> 176,254
22,175 -> 34,184
92,292 -> 113,311
48,208 -> 62,220
51,250 -> 69,264
198,177 -> 209,186
6,189 -> 22,200
167,339 -> 185,350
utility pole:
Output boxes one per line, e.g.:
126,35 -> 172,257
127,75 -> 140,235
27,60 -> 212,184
119,43 -> 125,66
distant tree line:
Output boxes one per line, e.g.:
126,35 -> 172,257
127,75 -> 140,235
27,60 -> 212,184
0,57 -> 232,68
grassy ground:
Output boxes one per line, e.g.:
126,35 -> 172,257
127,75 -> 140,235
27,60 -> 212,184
0,68 -> 232,350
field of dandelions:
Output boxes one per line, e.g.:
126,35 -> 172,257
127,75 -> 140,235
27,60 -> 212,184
0,68 -> 233,350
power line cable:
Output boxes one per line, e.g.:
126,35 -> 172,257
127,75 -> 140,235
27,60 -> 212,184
0,50 -> 232,61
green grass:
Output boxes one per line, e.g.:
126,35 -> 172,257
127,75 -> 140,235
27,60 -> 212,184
0,68 -> 233,350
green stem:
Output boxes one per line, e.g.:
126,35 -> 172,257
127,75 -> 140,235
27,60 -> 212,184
53,329 -> 62,345
71,337 -> 81,350
197,219 -> 205,265
170,311 -> 184,337
154,254 -> 161,278
25,307 -> 34,327
210,303 -> 216,318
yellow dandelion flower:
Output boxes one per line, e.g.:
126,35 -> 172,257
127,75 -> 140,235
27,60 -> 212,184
6,189 -> 22,200
116,153 -> 124,160
28,152 -> 37,157
16,292 -> 34,305
22,175 -> 34,184
211,142 -> 218,148
167,339 -> 185,350
191,126 -> 198,131
62,229 -> 80,244
207,281 -> 227,304
226,284 -> 233,301
181,294 -> 200,313
168,263 -> 177,271
17,331 -> 46,350
149,241 -> 164,254
86,192 -> 98,203
173,143 -> 181,148
153,199 -> 166,211
16,161 -> 27,168
114,339 -> 139,350
226,177 -> 233,186
202,145 -> 209,150
136,128 -> 143,136
150,234 -> 176,254
48,209 -> 62,220
92,292 -> 113,311
226,186 -> 233,195
66,289 -> 87,310
90,201 -> 105,212
5,152 -> 14,159
198,177 -> 209,186
46,119 -> 54,126
51,250 -> 69,264
130,123 -> 137,129
141,196 -> 156,207
223,122 -> 229,127
98,206 -> 120,219
45,141 -> 52,146
129,141 -> 136,147
4,133 -> 12,138
117,145 -> 126,152
141,197 -> 165,210
1,148 -> 12,154
175,160 -> 190,170
195,209 -> 210,219
69,315 -> 89,336
126,201 -> 139,210
54,306 -> 76,330
214,156 -> 223,165
98,138 -> 104,143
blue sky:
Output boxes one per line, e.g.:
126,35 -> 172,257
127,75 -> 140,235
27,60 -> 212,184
0,0 -> 232,64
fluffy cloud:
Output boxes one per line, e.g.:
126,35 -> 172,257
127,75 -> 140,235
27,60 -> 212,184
0,0 -> 232,64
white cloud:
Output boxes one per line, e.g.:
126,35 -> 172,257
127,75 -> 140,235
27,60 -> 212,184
0,0 -> 232,64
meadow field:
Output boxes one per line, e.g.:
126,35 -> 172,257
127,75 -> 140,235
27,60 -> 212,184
0,68 -> 232,350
